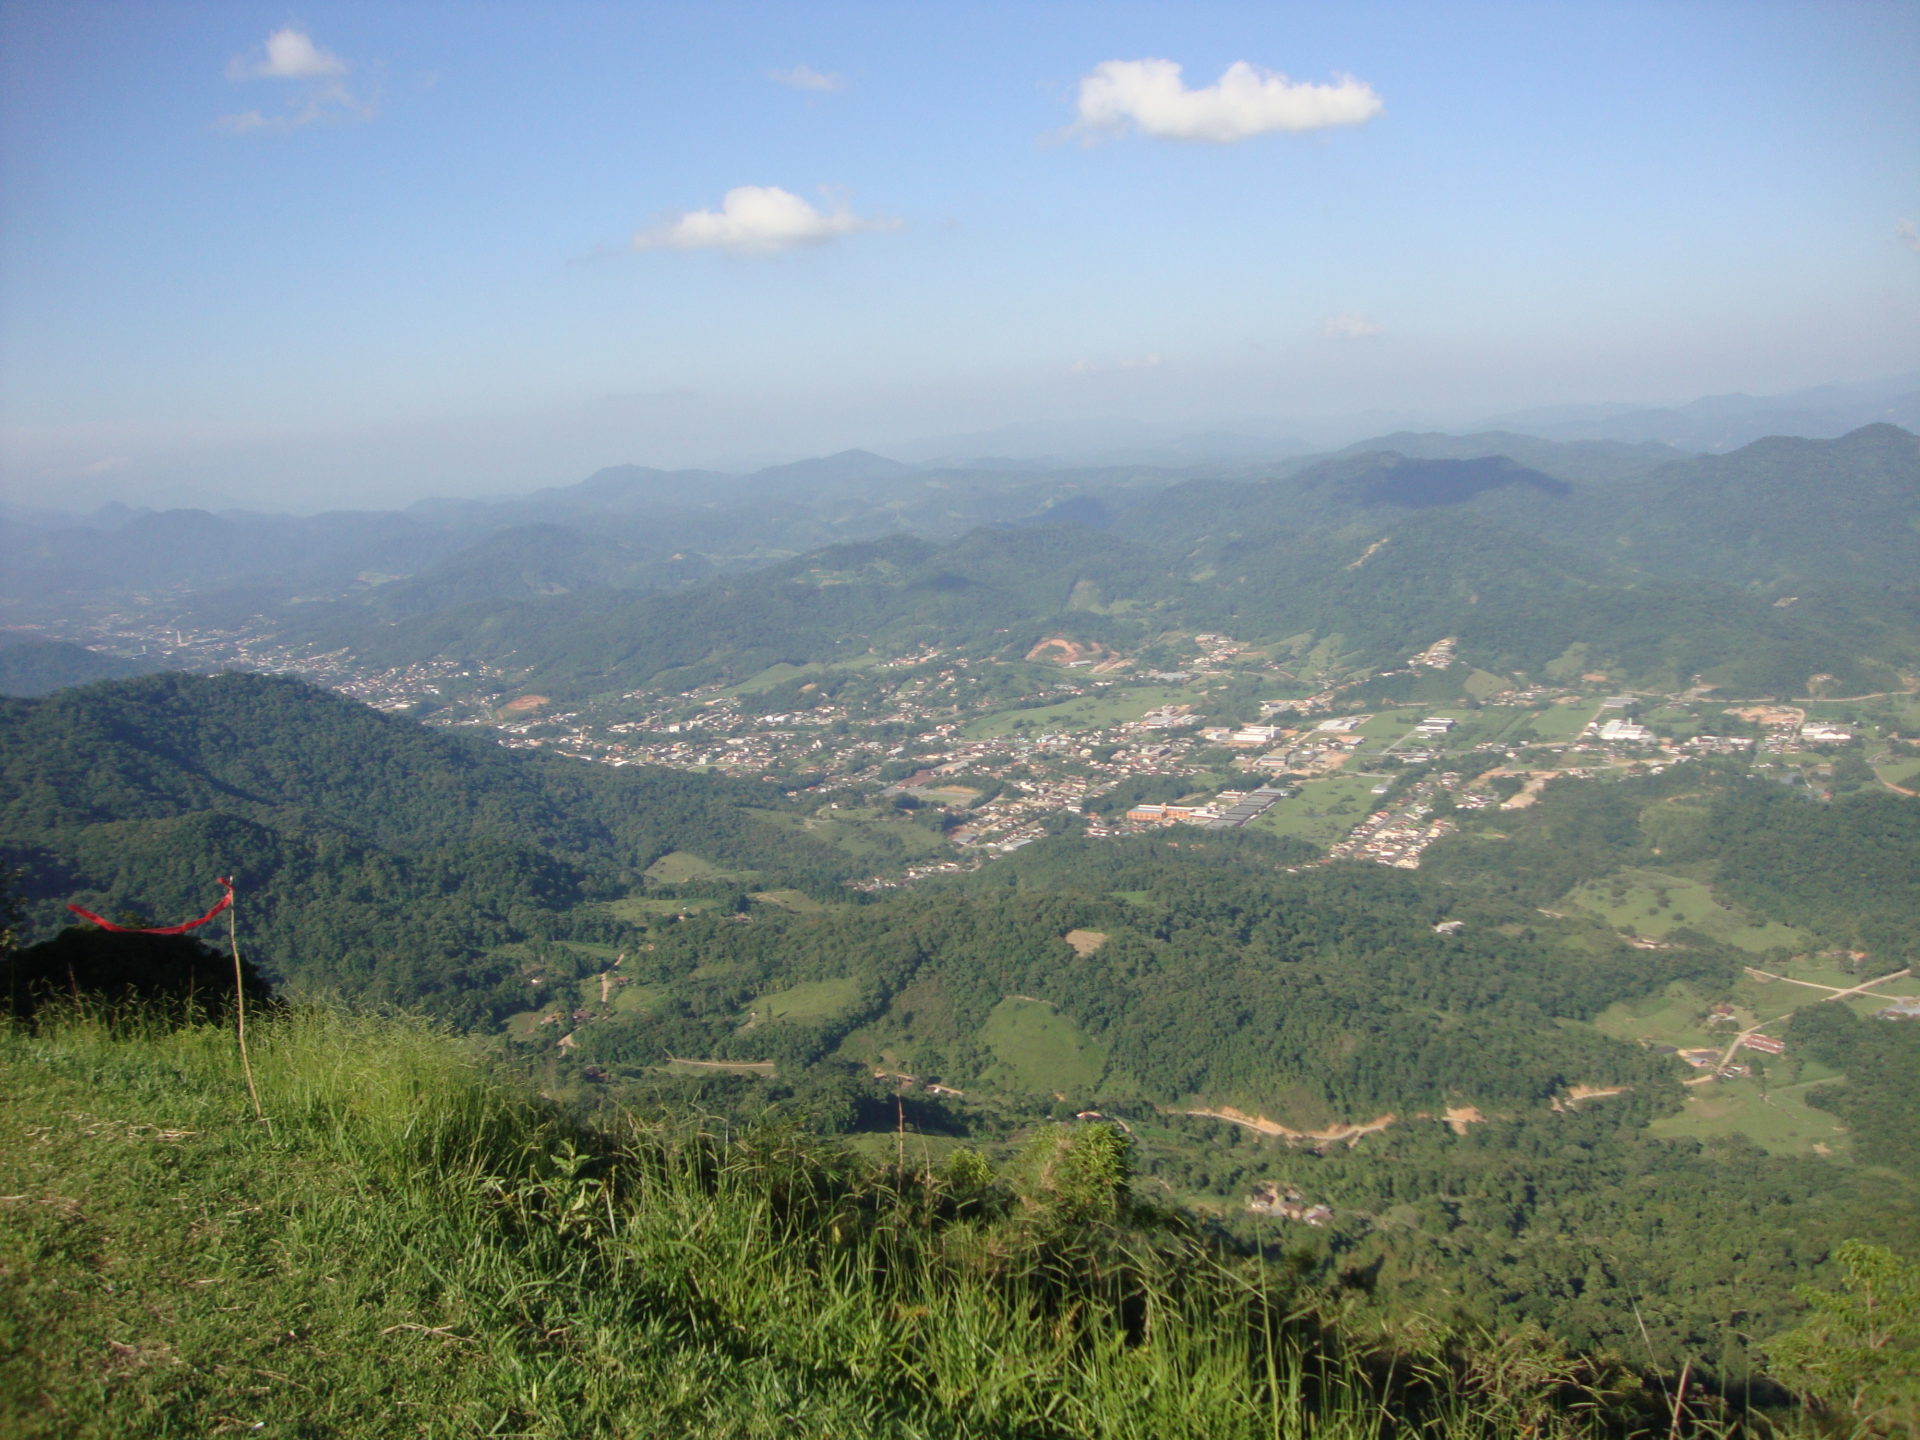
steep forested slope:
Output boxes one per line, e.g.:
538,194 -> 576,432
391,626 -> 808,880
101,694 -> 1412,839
0,672 -> 849,1021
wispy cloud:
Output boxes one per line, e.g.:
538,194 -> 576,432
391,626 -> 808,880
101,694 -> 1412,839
1899,219 -> 1920,255
769,64 -> 843,93
81,456 -> 132,476
632,186 -> 900,255
218,26 -> 372,133
1319,313 -> 1385,340
1068,58 -> 1382,144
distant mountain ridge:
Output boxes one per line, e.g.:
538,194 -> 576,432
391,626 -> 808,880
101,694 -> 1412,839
321,425 -> 1919,701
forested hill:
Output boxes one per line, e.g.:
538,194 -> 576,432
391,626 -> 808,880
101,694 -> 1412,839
324,425 -> 1920,700
0,639 -> 162,697
0,672 -> 850,1023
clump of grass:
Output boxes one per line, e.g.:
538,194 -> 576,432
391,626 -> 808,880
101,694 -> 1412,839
0,1004 -> 1807,1438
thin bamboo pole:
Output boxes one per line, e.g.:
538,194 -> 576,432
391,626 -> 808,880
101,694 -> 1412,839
224,878 -> 267,1128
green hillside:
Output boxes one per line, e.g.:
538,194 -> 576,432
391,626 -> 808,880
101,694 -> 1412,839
0,673 -> 860,1026
2,1004 -> 1884,1440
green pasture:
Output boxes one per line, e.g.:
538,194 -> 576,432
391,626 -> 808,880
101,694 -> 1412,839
980,997 -> 1107,1095
503,1007 -> 554,1041
1355,709 -> 1420,739
660,1057 -> 776,1076
732,653 -> 883,695
961,683 -> 1205,740
1563,869 -> 1812,952
644,850 -> 753,885
1248,772 -> 1389,846
611,983 -> 668,1016
1650,1075 -> 1850,1156
750,888 -> 830,912
913,785 -> 983,807
790,806 -> 950,859
1516,703 -> 1599,742
1874,756 -> 1920,789
838,1129 -> 971,1167
1589,981 -> 1718,1050
605,894 -> 719,920
745,977 -> 862,1026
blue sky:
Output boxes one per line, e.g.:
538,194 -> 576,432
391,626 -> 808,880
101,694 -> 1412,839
2,0 -> 1916,510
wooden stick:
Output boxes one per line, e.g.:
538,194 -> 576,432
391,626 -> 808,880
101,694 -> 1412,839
225,880 -> 267,1128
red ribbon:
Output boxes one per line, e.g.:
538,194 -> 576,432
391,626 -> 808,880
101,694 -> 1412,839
68,878 -> 234,934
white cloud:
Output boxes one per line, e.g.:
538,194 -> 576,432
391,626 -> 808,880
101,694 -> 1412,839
632,186 -> 900,255
219,27 -> 370,132
228,26 -> 347,80
81,455 -> 132,476
769,64 -> 843,92
1070,58 -> 1382,143
1319,313 -> 1385,340
1899,219 -> 1920,255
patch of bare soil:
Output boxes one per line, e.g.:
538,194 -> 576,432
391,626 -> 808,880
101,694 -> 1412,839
1024,637 -> 1109,665
1180,1105 -> 1396,1146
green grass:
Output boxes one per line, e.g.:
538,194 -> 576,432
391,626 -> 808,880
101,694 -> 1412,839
961,684 -> 1204,740
731,653 -> 884,695
744,977 -> 862,1025
980,996 -> 1107,1095
913,785 -> 982,807
1650,1075 -> 1852,1156
784,806 -> 950,860
605,894 -> 719,920
1564,869 -> 1812,952
1875,756 -> 1920,789
610,982 -> 667,1015
750,888 -> 830,913
0,1006 -> 1821,1439
1590,980 -> 1718,1050
1517,703 -> 1600,742
1248,773 -> 1388,845
644,849 -> 729,884
1355,709 -> 1423,739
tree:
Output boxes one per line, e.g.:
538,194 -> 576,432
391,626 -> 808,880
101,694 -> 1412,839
1765,1241 -> 1920,1435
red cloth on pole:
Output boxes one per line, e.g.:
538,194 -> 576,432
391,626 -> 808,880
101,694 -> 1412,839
68,878 -> 234,934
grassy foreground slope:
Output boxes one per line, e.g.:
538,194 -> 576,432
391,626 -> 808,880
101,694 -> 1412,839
1,1007 -> 1779,1440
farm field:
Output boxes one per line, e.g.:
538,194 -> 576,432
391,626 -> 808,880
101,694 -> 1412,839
1590,980 -> 1721,1051
1515,702 -> 1600,742
1249,772 -> 1390,845
980,996 -> 1106,1095
744,977 -> 862,1026
786,806 -> 950,859
1874,756 -> 1920,789
961,682 -> 1205,739
1650,1075 -> 1850,1156
605,894 -> 719,920
1563,869 -> 1812,952
644,850 -> 755,885
731,653 -> 884,695
750,888 -> 830,912
611,982 -> 668,1015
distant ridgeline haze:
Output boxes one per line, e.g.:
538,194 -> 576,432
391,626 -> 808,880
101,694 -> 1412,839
3,426 -> 1915,704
